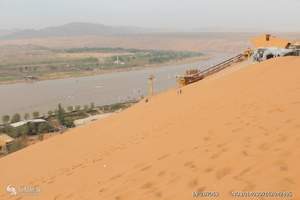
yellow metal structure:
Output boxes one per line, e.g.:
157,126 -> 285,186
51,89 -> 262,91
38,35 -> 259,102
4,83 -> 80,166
177,69 -> 204,87
243,48 -> 253,58
177,53 -> 249,87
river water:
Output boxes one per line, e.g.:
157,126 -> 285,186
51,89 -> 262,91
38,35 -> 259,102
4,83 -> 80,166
0,53 -> 234,117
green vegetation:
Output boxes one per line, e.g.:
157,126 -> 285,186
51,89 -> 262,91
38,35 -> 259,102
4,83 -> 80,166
0,100 -> 137,157
0,46 -> 203,83
2,115 -> 10,124
102,49 -> 202,68
11,113 -> 21,123
64,47 -> 143,53
24,113 -> 30,120
7,138 -> 27,154
32,111 -> 40,119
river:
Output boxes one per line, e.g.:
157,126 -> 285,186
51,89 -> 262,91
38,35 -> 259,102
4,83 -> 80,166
0,53 -> 235,117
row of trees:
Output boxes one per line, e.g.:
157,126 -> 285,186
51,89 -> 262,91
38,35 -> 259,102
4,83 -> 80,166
1,103 -> 96,124
2,112 -> 40,124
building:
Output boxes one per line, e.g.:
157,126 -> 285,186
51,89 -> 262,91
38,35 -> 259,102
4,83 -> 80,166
10,119 -> 47,128
0,134 -> 14,154
289,42 -> 300,56
251,34 -> 297,62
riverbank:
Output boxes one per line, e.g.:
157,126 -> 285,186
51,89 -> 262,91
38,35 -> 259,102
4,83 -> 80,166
0,53 -> 231,118
0,55 -> 208,85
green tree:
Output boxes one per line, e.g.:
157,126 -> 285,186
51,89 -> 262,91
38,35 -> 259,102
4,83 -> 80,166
11,113 -> 21,123
57,104 -> 66,126
37,123 -> 50,133
19,124 -> 29,139
48,110 -> 53,116
67,106 -> 74,112
64,118 -> 75,128
90,102 -> 95,110
32,111 -> 40,119
2,115 -> 10,124
75,105 -> 81,111
24,113 -> 30,120
83,105 -> 89,111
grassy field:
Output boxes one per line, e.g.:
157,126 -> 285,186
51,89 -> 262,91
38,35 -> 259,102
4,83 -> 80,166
0,45 -> 203,84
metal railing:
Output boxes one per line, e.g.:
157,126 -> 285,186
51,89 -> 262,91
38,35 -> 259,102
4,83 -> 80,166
201,54 -> 245,78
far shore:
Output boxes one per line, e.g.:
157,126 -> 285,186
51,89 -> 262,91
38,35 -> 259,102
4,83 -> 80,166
0,55 -> 209,86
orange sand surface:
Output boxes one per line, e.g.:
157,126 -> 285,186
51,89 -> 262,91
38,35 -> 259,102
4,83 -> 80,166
1,57 -> 300,200
251,34 -> 291,48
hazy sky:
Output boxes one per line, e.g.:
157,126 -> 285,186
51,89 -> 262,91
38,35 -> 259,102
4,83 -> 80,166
0,0 -> 299,31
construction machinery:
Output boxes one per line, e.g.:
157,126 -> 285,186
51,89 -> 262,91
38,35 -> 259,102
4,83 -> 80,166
177,53 -> 248,87
177,69 -> 204,87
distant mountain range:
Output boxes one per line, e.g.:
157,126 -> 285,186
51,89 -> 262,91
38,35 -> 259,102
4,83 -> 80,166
0,22 -> 156,39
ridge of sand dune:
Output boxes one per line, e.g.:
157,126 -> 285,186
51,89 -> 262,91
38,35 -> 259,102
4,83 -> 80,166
1,57 -> 300,200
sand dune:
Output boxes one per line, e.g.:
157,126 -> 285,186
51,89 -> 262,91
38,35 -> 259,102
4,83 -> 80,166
1,57 -> 300,200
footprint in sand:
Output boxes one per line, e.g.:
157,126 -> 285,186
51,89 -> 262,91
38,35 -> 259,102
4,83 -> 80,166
274,160 -> 289,172
157,170 -> 166,177
188,178 -> 199,188
72,163 -> 84,169
242,150 -> 249,156
210,153 -> 220,159
184,161 -> 197,170
215,167 -> 232,180
193,146 -> 201,150
234,167 -> 252,180
98,188 -> 106,193
217,143 -> 227,148
204,167 -> 214,173
210,149 -> 226,159
282,177 -> 295,185
65,193 -> 74,199
204,148 -> 210,153
140,165 -> 152,172
277,135 -> 288,142
177,150 -> 185,155
155,191 -> 163,198
196,186 -> 206,192
53,194 -> 61,200
109,173 -> 123,181
92,158 -> 103,163
243,180 -> 256,191
258,143 -> 270,151
47,179 -> 55,184
45,176 -> 57,184
65,170 -> 74,176
141,182 -> 154,189
157,154 -> 170,160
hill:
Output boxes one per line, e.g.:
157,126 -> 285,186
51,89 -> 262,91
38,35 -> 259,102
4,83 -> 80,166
0,23 -> 153,39
0,57 -> 300,199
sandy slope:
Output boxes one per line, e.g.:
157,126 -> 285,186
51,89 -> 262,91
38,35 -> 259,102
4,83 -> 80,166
1,57 -> 300,200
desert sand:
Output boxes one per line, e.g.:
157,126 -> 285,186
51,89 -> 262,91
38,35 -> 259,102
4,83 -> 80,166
0,56 -> 300,200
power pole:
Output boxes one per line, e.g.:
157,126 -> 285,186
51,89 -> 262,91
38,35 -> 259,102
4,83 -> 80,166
148,75 -> 155,96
